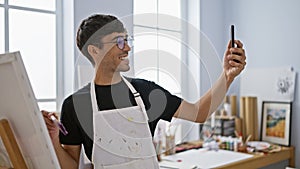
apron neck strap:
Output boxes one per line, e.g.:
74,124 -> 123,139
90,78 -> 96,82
122,76 -> 141,96
121,76 -> 147,114
90,82 -> 98,112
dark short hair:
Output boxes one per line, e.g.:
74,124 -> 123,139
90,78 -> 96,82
76,14 -> 126,65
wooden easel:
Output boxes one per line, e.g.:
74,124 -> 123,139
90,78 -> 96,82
0,119 -> 28,169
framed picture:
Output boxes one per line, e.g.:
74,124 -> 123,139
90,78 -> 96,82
261,101 -> 292,146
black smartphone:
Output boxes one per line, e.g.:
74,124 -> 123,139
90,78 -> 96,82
231,25 -> 235,48
231,25 -> 240,63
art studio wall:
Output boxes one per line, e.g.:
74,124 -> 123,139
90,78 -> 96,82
201,0 -> 300,168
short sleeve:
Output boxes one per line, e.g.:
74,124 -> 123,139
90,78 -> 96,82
131,79 -> 182,123
59,96 -> 83,145
148,81 -> 182,122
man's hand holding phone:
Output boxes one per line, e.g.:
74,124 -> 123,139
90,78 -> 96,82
223,25 -> 247,84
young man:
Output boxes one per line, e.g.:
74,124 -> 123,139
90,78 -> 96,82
43,14 -> 246,169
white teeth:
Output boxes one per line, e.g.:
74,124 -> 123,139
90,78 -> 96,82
120,56 -> 128,60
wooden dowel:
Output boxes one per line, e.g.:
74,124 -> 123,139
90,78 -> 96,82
0,119 -> 28,169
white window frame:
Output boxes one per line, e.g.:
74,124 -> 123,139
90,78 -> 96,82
0,0 -> 64,112
133,0 -> 201,142
133,0 -> 183,97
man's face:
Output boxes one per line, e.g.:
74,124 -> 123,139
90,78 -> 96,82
95,32 -> 131,73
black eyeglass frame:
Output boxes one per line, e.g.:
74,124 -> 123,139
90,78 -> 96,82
101,36 -> 134,50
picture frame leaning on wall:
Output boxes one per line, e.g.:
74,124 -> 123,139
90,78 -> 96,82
261,101 -> 292,146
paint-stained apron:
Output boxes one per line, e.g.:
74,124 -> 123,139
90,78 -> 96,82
90,77 -> 159,169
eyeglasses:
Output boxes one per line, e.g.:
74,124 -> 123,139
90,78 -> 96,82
102,36 -> 133,50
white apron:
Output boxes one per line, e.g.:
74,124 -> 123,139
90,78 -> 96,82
90,77 -> 159,169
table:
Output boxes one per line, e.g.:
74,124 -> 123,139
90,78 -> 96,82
160,146 -> 295,169
216,146 -> 295,169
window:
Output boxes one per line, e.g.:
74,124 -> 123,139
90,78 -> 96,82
9,9 -> 56,99
0,8 -> 4,53
9,0 -> 55,11
133,0 -> 182,96
0,0 -> 61,112
134,0 -> 201,142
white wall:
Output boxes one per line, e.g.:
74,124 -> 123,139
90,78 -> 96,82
229,1 -> 300,168
200,0 -> 243,96
201,0 -> 300,168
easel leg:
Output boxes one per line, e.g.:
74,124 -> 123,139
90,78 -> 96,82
0,119 -> 28,169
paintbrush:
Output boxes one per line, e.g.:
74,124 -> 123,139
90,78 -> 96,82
245,134 -> 252,145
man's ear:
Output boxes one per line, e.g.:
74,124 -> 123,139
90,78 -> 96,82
87,45 -> 99,56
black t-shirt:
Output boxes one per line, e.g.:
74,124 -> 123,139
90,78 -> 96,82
59,77 -> 182,161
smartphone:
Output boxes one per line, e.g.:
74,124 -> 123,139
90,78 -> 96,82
231,25 -> 235,48
231,25 -> 240,63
